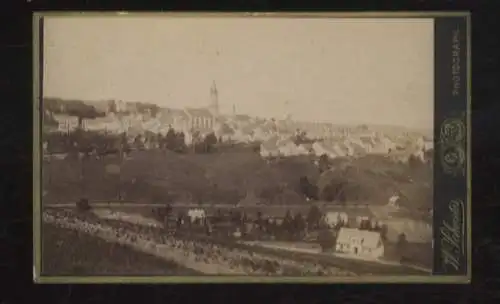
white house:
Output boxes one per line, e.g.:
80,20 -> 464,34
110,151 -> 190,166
323,211 -> 349,228
423,138 -> 434,152
187,208 -> 206,224
312,142 -> 337,158
335,228 -> 385,260
53,114 -> 80,133
260,136 -> 280,158
184,108 -> 215,132
387,193 -> 401,209
277,138 -> 301,156
298,143 -> 313,155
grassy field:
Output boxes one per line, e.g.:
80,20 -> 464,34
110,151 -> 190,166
41,222 -> 201,276
42,149 -> 431,209
80,212 -> 429,276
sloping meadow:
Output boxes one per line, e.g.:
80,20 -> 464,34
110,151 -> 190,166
43,150 -> 432,216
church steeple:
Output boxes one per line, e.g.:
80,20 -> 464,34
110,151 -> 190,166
209,80 -> 219,116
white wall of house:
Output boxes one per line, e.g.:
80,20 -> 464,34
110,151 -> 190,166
260,146 -> 280,158
53,114 -> 79,132
335,229 -> 384,260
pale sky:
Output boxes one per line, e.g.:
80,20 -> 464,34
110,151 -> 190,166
43,16 -> 434,130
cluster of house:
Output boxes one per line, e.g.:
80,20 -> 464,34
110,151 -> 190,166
258,132 -> 433,163
45,82 -> 432,160
48,104 -> 432,163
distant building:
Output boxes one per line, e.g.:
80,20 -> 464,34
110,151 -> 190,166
335,228 -> 385,260
423,137 -> 434,152
53,114 -> 80,132
277,138 -> 300,156
184,108 -> 216,132
312,142 -> 337,158
209,80 -> 219,117
260,136 -> 280,158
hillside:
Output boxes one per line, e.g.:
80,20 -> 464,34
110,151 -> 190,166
43,149 -> 432,218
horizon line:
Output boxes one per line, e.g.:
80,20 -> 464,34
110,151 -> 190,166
42,96 -> 433,134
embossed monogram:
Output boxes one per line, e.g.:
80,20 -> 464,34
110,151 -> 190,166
439,117 -> 466,176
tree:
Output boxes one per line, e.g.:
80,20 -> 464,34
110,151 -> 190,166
175,132 -> 187,153
204,132 -> 218,153
317,171 -> 349,202
43,110 -> 58,129
318,229 -> 336,252
299,176 -> 318,200
166,127 -> 177,150
283,210 -> 293,232
318,154 -> 330,173
380,224 -> 388,241
256,211 -> 264,231
397,233 -> 408,261
306,205 -> 323,230
293,213 -> 306,238
76,198 -> 91,212
108,100 -> 117,113
63,101 -> 106,130
133,135 -> 144,150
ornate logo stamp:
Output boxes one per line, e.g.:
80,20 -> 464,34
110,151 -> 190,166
439,117 -> 466,176
440,118 -> 466,144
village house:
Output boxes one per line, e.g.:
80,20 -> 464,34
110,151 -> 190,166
277,138 -> 302,156
298,143 -> 314,155
323,211 -> 349,228
423,136 -> 434,152
260,136 -> 280,158
252,125 -> 273,142
335,228 -> 385,260
231,114 -> 252,128
184,108 -> 216,133
124,102 -> 138,113
214,122 -> 234,142
232,128 -> 253,143
342,140 -> 355,157
312,141 -> 338,158
141,117 -> 162,134
83,112 -> 128,134
86,100 -> 113,115
52,113 -> 81,133
368,136 -> 394,155
171,109 -> 190,132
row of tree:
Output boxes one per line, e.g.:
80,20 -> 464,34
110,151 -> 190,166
43,127 -> 224,155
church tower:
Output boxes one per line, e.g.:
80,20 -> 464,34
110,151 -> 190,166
209,80 -> 219,117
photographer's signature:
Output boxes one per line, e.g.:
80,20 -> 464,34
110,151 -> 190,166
440,199 -> 465,271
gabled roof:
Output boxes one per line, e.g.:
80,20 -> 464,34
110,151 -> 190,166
336,228 -> 382,249
261,135 -> 280,151
277,138 -> 295,147
350,142 -> 367,155
185,108 -> 213,118
299,143 -> 313,151
359,136 -> 374,145
234,114 -> 251,121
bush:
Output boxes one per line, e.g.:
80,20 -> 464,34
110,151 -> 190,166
316,154 -> 432,209
317,229 -> 336,252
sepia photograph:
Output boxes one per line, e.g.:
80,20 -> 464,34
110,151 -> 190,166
33,13 -> 470,283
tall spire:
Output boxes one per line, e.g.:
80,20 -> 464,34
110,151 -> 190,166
210,80 -> 219,116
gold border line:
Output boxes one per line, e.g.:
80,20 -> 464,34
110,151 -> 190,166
466,13 -> 472,283
33,11 -> 470,18
33,14 -> 42,283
